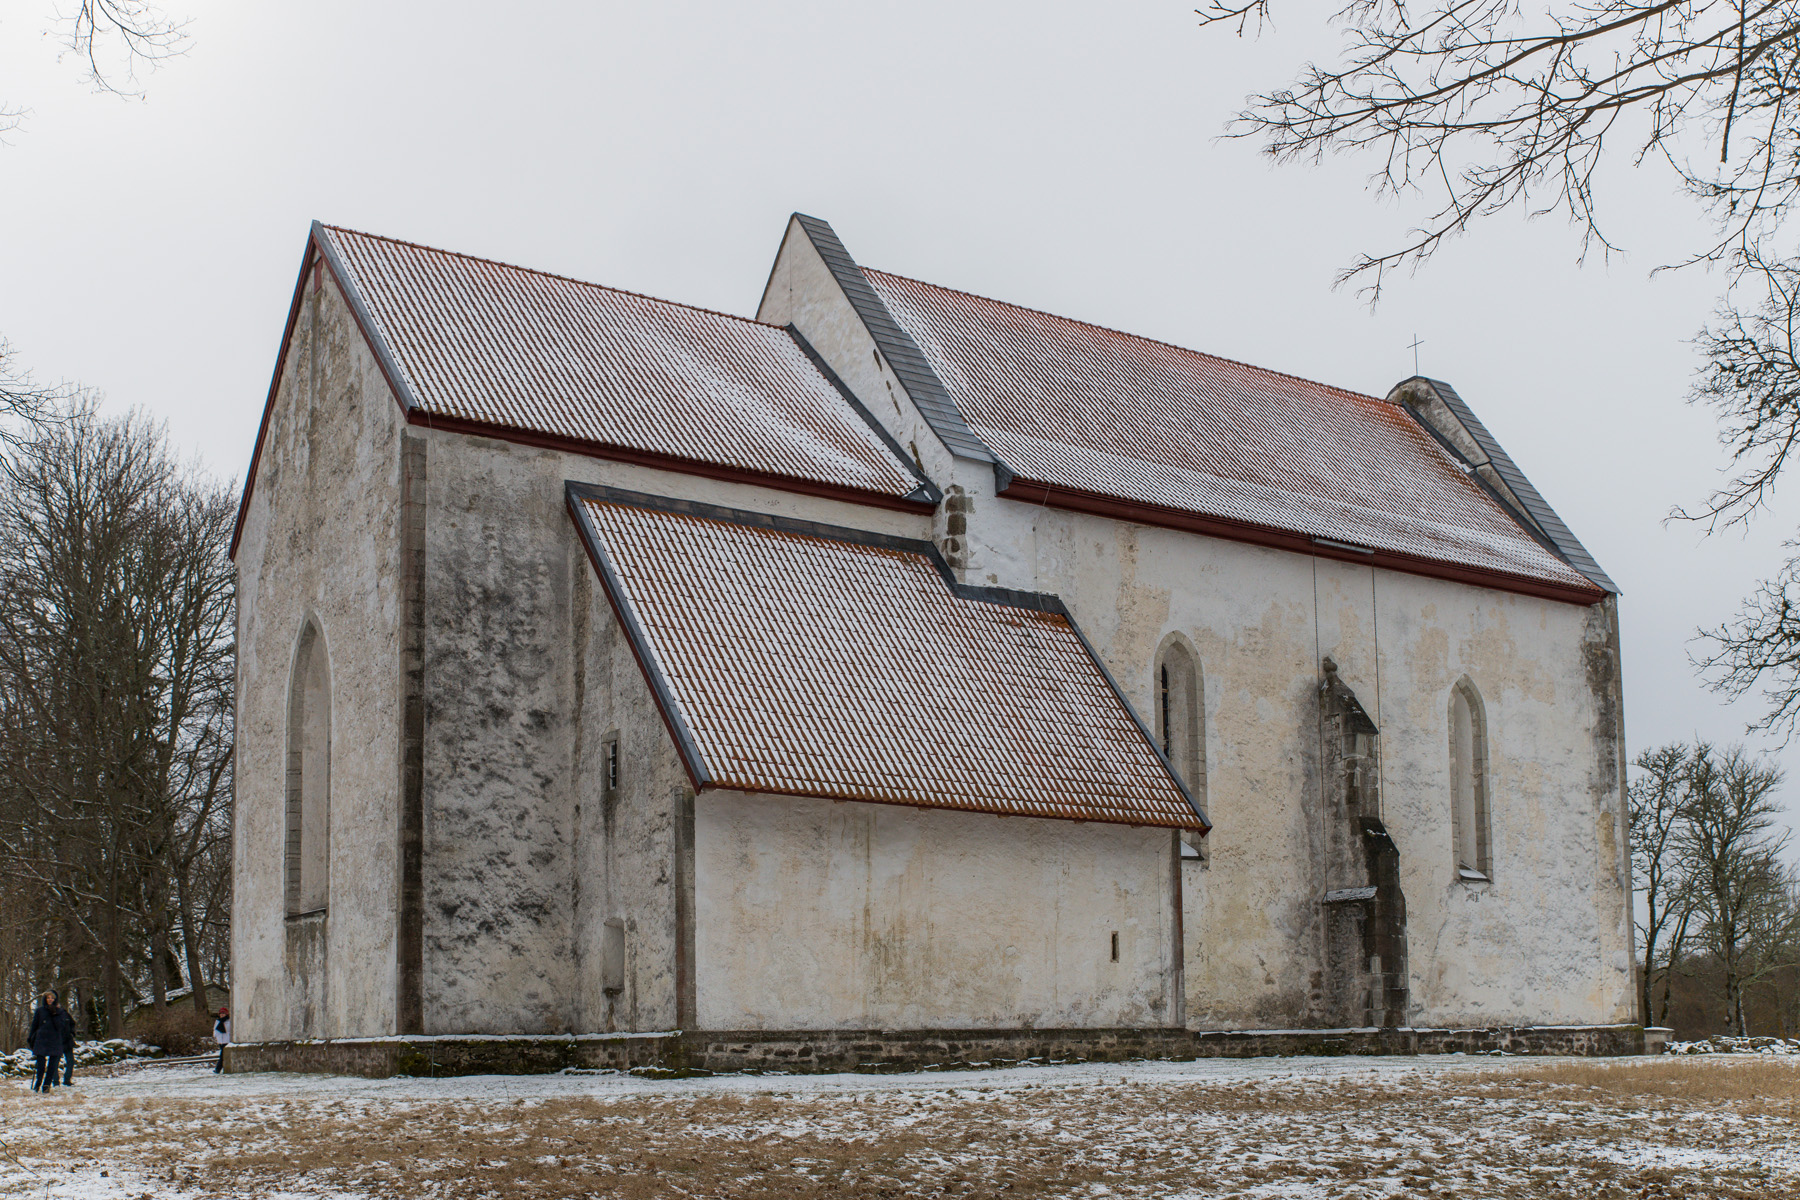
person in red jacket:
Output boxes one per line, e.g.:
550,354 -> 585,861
212,1007 -> 231,1074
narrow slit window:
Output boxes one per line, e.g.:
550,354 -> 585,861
1110,932 -> 1120,962
1153,637 -> 1207,808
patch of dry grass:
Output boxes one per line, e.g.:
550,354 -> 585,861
1501,1055 -> 1800,1105
4,1058 -> 1798,1199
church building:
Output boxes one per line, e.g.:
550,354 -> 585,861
228,214 -> 1638,1073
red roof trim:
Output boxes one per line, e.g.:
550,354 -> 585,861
420,411 -> 936,515
707,779 -> 1204,831
997,475 -> 1607,607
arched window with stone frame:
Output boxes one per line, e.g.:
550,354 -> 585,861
1155,636 -> 1208,862
286,618 -> 333,915
1448,677 -> 1491,881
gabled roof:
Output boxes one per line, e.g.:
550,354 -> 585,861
785,214 -> 1605,605
568,485 -> 1208,832
231,223 -> 933,558
1400,377 -> 1616,594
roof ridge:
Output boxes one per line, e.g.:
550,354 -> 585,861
862,265 -> 1384,408
320,223 -> 783,334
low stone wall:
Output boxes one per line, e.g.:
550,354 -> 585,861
226,1033 -> 678,1078
227,1022 -> 1644,1077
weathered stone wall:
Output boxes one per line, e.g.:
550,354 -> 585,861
693,792 -> 1181,1030
225,1021 -> 1646,1077
238,221 -> 1629,1046
409,428 -> 933,1036
233,268 -> 408,1042
568,558 -> 691,1033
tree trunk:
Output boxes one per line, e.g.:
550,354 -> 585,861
1725,954 -> 1743,1036
148,940 -> 168,1010
148,876 -> 172,1011
1656,914 -> 1689,1028
177,872 -> 210,1016
104,830 -> 125,1036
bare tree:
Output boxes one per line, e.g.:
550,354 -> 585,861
1631,743 -> 1700,1025
0,340 -> 81,453
1202,0 -> 1800,299
0,5 -> 203,1045
140,477 -> 235,1017
4,1 -> 187,110
1686,250 -> 1800,727
1680,742 -> 1796,1032
1200,5 -> 1800,733
0,404 -> 233,1033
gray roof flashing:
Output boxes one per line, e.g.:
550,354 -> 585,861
789,214 -> 998,466
1389,376 -> 1617,595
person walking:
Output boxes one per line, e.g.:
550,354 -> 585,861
58,996 -> 77,1086
212,1006 -> 230,1074
27,991 -> 65,1093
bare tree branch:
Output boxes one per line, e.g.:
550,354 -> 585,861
1207,0 -> 1800,302
61,0 -> 189,97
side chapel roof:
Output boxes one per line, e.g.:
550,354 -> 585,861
786,215 -> 1608,605
569,485 -> 1208,832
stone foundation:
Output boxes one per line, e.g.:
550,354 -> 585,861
226,1023 -> 1645,1078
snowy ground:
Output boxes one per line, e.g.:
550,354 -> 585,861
1,1053 -> 1793,1198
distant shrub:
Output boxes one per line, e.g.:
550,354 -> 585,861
130,1004 -> 216,1056
1,1039 -> 163,1078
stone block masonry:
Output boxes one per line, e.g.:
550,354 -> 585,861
226,1023 -> 1646,1078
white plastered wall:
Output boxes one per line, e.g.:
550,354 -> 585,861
962,481 -> 1635,1028
232,269 -> 407,1042
763,229 -> 1633,1029
756,218 -> 956,485
694,791 -> 1182,1030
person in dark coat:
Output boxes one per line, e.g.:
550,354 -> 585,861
27,991 -> 66,1093
59,997 -> 77,1085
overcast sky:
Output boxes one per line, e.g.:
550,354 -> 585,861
3,1 -> 1794,845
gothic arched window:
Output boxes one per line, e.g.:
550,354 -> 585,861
1154,636 -> 1206,805
1448,677 -> 1491,880
286,620 -> 332,915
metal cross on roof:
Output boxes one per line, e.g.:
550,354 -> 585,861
1410,334 -> 1425,377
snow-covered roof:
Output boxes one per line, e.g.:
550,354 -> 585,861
856,266 -> 1596,600
569,486 -> 1208,832
319,225 -> 928,502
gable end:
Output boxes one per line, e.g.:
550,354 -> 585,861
779,214 -> 997,464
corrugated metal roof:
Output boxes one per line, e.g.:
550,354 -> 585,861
316,225 -> 924,501
570,487 -> 1207,832
860,268 -> 1597,596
